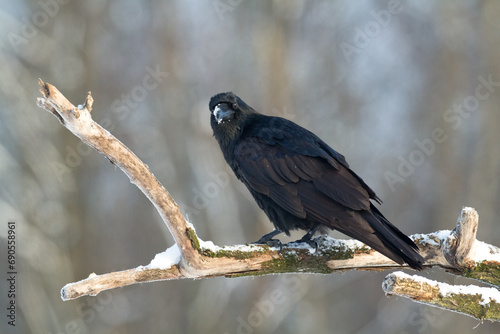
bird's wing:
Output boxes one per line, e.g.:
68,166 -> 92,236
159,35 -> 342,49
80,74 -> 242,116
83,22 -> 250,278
234,137 -> 372,221
241,116 -> 381,203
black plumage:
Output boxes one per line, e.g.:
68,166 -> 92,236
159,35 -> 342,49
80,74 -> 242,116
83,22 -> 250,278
209,92 -> 424,270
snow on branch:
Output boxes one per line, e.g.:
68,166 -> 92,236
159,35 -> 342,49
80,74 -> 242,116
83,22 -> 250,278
383,272 -> 500,322
36,80 -> 500,321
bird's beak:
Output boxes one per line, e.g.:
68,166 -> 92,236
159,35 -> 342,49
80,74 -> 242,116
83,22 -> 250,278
213,104 -> 235,124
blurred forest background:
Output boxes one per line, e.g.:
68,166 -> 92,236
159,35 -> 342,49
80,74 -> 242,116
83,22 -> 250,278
1,0 -> 500,333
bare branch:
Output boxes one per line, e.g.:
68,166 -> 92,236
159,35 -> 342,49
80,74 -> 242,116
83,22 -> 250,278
59,215 -> 500,301
61,266 -> 183,301
442,207 -> 479,268
36,80 -> 500,321
37,79 -> 204,274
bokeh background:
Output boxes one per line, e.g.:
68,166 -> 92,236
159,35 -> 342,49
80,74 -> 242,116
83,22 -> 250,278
1,0 -> 500,333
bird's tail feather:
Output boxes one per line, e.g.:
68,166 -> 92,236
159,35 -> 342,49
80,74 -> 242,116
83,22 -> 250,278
361,205 -> 424,270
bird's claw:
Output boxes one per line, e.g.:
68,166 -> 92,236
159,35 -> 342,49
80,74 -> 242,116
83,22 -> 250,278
289,237 -> 318,252
252,238 -> 283,251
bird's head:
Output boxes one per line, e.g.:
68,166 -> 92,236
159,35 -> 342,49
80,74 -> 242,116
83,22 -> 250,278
209,92 -> 257,141
209,92 -> 255,124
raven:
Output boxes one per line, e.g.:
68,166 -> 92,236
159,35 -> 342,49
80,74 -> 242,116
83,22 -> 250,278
209,92 -> 424,270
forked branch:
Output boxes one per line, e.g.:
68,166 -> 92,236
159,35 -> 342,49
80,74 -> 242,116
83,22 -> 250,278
36,81 -> 500,322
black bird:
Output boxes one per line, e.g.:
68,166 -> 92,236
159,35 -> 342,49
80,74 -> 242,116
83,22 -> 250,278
209,92 -> 424,270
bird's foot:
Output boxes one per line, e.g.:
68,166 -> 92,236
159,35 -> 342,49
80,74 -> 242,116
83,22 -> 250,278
288,225 -> 321,251
251,238 -> 283,251
251,229 -> 283,250
289,236 -> 318,252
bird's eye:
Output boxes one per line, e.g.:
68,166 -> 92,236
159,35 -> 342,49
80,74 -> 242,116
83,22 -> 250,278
232,103 -> 238,110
